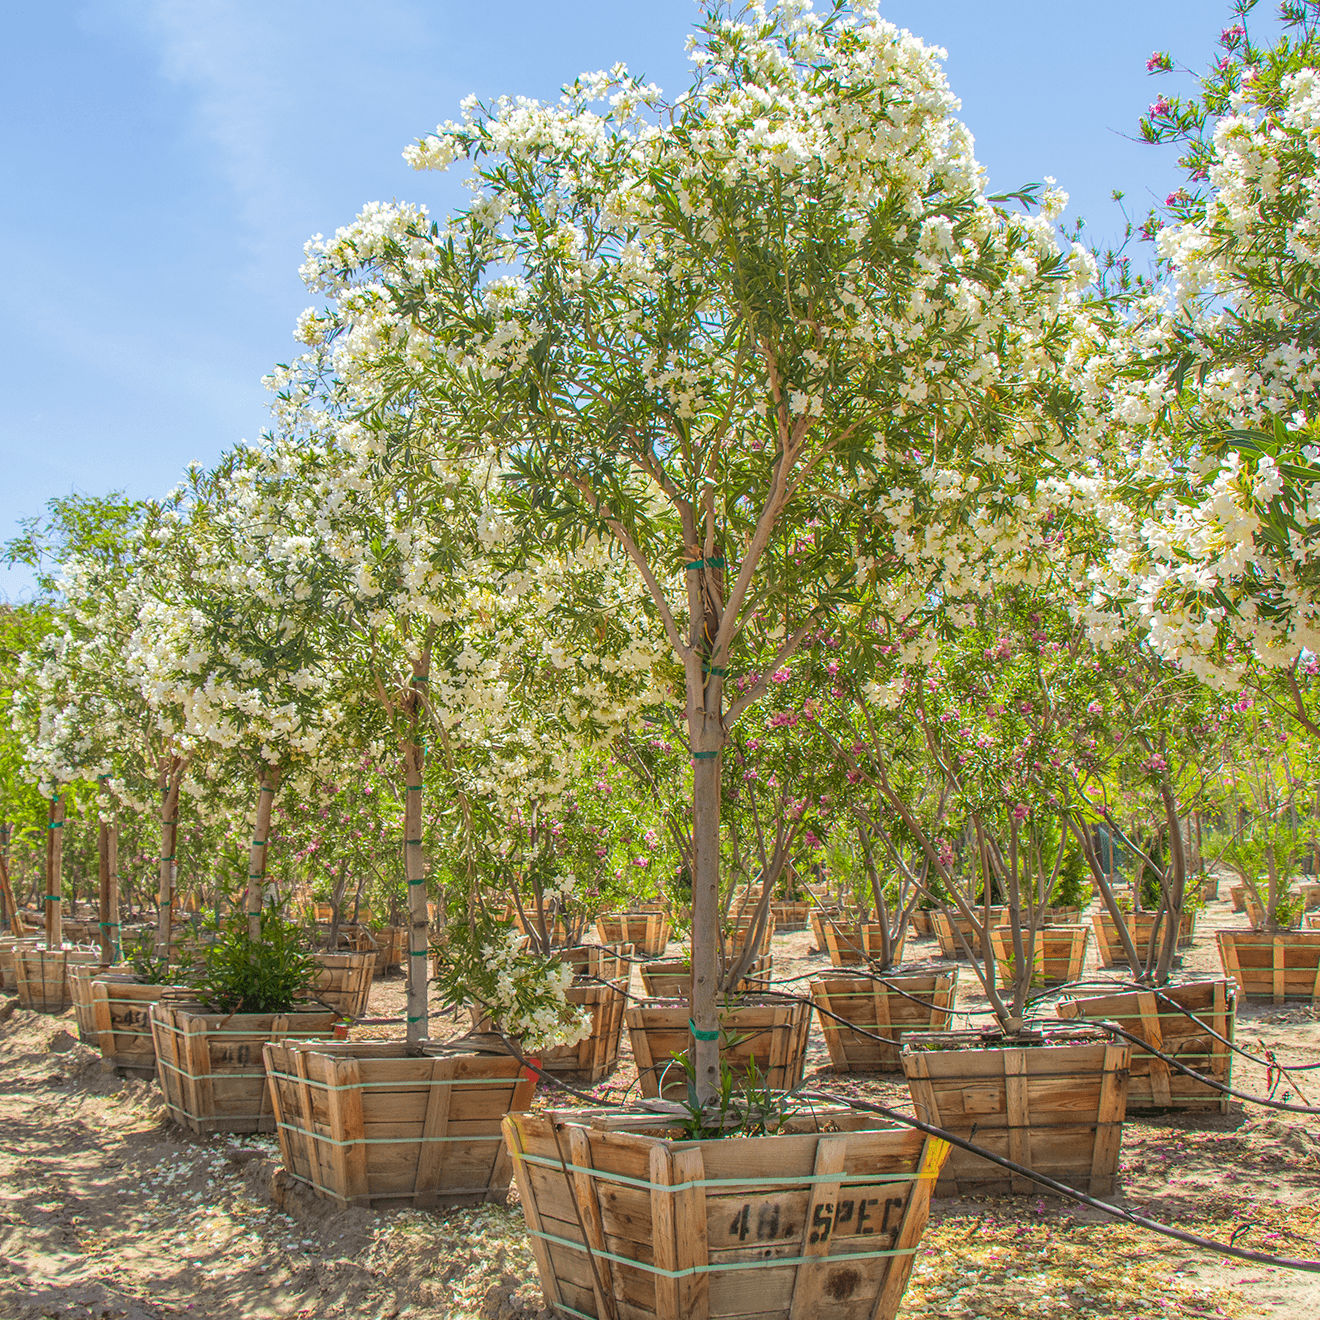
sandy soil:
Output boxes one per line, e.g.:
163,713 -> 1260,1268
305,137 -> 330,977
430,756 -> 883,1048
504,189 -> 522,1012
2,887 -> 1318,1320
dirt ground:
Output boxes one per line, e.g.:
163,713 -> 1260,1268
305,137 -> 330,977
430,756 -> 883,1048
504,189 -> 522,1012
2,886 -> 1319,1320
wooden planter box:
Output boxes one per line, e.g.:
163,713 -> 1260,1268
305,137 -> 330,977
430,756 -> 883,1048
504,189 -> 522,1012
931,908 -> 1007,959
1217,929 -> 1320,1003
559,943 -> 634,983
70,969 -> 190,1071
909,910 -> 934,937
639,954 -> 774,999
372,926 -> 406,974
822,923 -> 906,969
15,945 -> 101,1013
308,951 -> 374,1017
1039,906 -> 1082,925
987,925 -> 1089,988
769,900 -> 810,931
1091,910 -> 1196,970
901,1028 -> 1131,1197
809,906 -> 842,952
597,911 -> 671,958
1301,882 -> 1320,910
313,902 -> 335,923
264,1037 -> 536,1209
70,962 -> 128,1042
1057,979 -> 1234,1112
625,998 -> 811,1101
0,936 -> 41,992
538,980 -> 629,1083
812,972 -> 957,1072
503,1108 -> 948,1320
723,912 -> 776,960
150,1004 -> 340,1135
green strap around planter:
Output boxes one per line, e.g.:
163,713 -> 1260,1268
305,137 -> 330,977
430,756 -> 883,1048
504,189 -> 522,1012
689,1019 -> 720,1041
525,1228 -> 916,1281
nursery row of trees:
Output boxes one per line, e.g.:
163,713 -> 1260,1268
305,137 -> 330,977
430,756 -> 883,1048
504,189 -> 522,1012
6,0 -> 1320,1090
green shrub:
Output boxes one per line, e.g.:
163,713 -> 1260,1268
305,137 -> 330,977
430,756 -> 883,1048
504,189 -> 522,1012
189,905 -> 319,1014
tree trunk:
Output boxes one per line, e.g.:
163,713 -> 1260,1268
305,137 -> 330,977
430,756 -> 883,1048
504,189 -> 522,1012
0,822 -> 21,935
690,749 -> 722,1100
98,820 -> 113,967
246,763 -> 281,941
156,760 -> 184,957
403,667 -> 431,1042
108,821 -> 120,963
45,792 -> 65,948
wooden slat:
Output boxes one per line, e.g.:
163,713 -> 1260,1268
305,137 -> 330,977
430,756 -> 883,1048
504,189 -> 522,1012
1003,1049 -> 1031,1194
412,1056 -> 455,1207
650,1142 -> 680,1320
570,1124 -> 619,1320
1089,1044 -> 1128,1196
1135,992 -> 1172,1107
504,1116 -> 565,1311
325,1057 -> 369,1205
788,1135 -> 848,1320
671,1146 -> 708,1320
186,1014 -> 215,1135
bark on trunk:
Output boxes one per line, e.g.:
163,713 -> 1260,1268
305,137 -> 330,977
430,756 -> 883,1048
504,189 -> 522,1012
156,761 -> 183,957
0,822 -> 21,935
690,749 -> 721,1098
108,822 -> 120,963
45,793 -> 65,948
246,763 -> 281,941
403,667 -> 430,1042
98,820 -> 112,967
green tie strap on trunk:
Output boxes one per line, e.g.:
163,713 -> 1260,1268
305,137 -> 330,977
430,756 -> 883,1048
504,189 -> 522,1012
48,821 -> 63,830
689,1019 -> 720,1041
251,839 -> 266,846
406,785 -> 423,791
409,948 -> 429,956
685,555 -> 726,570
701,664 -> 727,676
691,750 -> 718,761
408,876 -> 426,885
43,895 -> 61,903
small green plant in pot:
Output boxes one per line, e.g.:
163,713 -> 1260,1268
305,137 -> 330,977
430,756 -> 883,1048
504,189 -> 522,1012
190,905 -> 320,1014
125,932 -> 181,986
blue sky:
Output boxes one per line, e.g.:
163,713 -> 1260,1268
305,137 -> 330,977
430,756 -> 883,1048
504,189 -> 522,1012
1,0 -> 1225,597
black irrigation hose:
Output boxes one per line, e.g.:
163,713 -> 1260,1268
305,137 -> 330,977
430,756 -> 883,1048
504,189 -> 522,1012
1097,1019 -> 1320,1116
799,1088 -> 1320,1274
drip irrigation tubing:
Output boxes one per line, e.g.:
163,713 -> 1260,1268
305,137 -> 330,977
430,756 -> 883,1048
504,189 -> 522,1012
800,1088 -> 1320,1274
472,1029 -> 1320,1276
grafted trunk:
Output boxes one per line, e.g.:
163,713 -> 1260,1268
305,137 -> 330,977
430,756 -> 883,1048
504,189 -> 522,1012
245,763 -> 281,941
45,792 -> 65,948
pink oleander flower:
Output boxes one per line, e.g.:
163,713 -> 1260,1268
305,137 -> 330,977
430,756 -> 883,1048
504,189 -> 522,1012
1150,96 -> 1172,118
826,660 -> 838,676
1087,701 -> 1104,715
771,666 -> 791,684
1146,50 -> 1172,73
1012,803 -> 1030,821
805,831 -> 822,849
